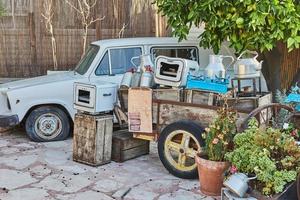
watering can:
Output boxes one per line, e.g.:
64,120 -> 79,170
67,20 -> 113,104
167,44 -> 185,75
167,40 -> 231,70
223,173 -> 257,198
205,55 -> 234,79
234,50 -> 263,78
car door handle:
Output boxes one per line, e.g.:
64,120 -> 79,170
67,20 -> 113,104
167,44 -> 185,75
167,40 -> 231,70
103,93 -> 112,97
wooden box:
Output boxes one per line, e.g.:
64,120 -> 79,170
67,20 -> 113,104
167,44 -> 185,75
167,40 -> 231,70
112,130 -> 150,162
218,93 -> 272,112
73,113 -> 113,166
184,89 -> 218,106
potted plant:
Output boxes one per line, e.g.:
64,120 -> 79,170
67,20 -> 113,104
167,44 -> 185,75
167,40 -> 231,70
196,105 -> 237,196
225,118 -> 300,198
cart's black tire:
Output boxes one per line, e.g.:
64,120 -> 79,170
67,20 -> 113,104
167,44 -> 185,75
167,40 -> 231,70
158,120 -> 205,179
25,106 -> 70,142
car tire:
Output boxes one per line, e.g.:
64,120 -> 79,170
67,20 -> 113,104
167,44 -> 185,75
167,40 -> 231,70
25,106 -> 70,142
158,120 -> 205,179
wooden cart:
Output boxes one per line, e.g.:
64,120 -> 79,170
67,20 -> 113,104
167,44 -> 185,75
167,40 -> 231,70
116,88 -> 274,179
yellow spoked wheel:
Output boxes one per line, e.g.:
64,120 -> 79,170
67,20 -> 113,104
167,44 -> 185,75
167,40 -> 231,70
165,130 -> 200,172
158,121 -> 204,179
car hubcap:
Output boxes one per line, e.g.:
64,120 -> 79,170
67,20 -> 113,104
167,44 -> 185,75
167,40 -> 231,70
35,113 -> 62,140
164,130 -> 202,172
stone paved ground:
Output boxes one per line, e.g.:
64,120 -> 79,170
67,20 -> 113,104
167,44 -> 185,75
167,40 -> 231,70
0,128 -> 217,200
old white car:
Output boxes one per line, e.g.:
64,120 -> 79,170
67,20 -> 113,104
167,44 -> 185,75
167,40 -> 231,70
0,37 -> 237,142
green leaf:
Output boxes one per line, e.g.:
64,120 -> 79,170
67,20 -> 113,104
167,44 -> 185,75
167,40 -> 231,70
287,38 -> 294,49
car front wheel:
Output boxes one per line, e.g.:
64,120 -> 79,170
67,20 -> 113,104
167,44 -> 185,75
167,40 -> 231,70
25,106 -> 70,142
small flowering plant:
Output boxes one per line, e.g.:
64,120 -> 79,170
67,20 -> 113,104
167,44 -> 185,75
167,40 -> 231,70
202,105 -> 237,161
283,123 -> 299,141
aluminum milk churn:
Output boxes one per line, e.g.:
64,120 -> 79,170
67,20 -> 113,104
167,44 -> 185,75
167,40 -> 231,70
205,55 -> 234,79
140,65 -> 154,87
121,68 -> 134,88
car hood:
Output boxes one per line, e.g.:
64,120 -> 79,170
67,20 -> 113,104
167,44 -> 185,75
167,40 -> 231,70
0,71 -> 83,91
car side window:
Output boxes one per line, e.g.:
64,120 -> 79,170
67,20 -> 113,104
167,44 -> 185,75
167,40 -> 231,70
110,47 -> 142,74
151,47 -> 198,63
95,51 -> 109,75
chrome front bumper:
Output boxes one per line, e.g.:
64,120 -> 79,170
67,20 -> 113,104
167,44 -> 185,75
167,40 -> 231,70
0,115 -> 19,127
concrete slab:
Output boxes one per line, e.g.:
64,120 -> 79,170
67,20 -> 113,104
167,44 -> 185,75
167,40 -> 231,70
93,179 -> 124,193
32,173 -> 92,193
0,188 -> 50,200
0,169 -> 38,190
56,190 -> 113,200
158,189 -> 204,200
0,155 -> 38,170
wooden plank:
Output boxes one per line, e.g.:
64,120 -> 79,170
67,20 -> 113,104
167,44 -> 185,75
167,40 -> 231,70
128,88 -> 153,133
158,102 -> 218,129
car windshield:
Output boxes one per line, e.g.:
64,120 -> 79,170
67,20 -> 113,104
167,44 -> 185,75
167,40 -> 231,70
74,45 -> 99,75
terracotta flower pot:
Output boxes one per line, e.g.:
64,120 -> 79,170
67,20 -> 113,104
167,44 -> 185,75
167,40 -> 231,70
195,155 -> 230,196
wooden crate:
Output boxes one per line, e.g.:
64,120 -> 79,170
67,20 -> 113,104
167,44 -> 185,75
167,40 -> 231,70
184,89 -> 218,106
112,130 -> 150,162
218,93 -> 272,112
73,113 -> 113,166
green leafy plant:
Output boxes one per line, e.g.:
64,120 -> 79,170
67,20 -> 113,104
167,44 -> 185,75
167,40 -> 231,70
155,0 -> 300,54
0,0 -> 5,17
225,118 -> 300,195
202,104 -> 237,161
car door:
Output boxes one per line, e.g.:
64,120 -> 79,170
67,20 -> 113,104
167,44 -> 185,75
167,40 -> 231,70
90,46 -> 143,85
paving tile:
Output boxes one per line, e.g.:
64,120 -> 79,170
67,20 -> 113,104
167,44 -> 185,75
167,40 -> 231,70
56,165 -> 86,174
42,141 -> 69,149
13,143 -> 36,149
0,155 -> 38,170
56,190 -> 113,200
29,165 -> 53,178
158,189 -> 203,200
124,189 -> 159,200
93,179 -> 124,193
44,150 -> 70,166
178,180 -> 199,190
0,169 -> 38,190
0,188 -> 50,200
32,173 -> 92,193
0,147 -> 20,155
0,140 -> 9,148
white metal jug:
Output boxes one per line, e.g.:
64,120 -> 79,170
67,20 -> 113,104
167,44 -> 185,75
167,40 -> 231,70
205,55 -> 234,79
131,54 -> 154,73
234,50 -> 263,78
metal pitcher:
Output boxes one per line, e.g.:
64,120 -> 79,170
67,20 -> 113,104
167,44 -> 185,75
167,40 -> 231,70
234,50 -> 263,78
223,173 -> 256,198
130,54 -> 154,73
205,55 -> 234,79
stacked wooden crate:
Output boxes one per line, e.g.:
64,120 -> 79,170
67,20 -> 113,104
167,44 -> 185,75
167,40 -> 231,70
73,114 -> 113,166
112,130 -> 150,162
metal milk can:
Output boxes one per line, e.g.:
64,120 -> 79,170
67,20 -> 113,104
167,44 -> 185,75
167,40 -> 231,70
205,55 -> 234,79
131,54 -> 154,73
140,65 -> 154,87
234,50 -> 263,78
121,68 -> 134,88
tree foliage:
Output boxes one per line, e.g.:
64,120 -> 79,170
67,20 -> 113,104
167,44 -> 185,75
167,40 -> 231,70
0,0 -> 5,16
155,0 -> 300,54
